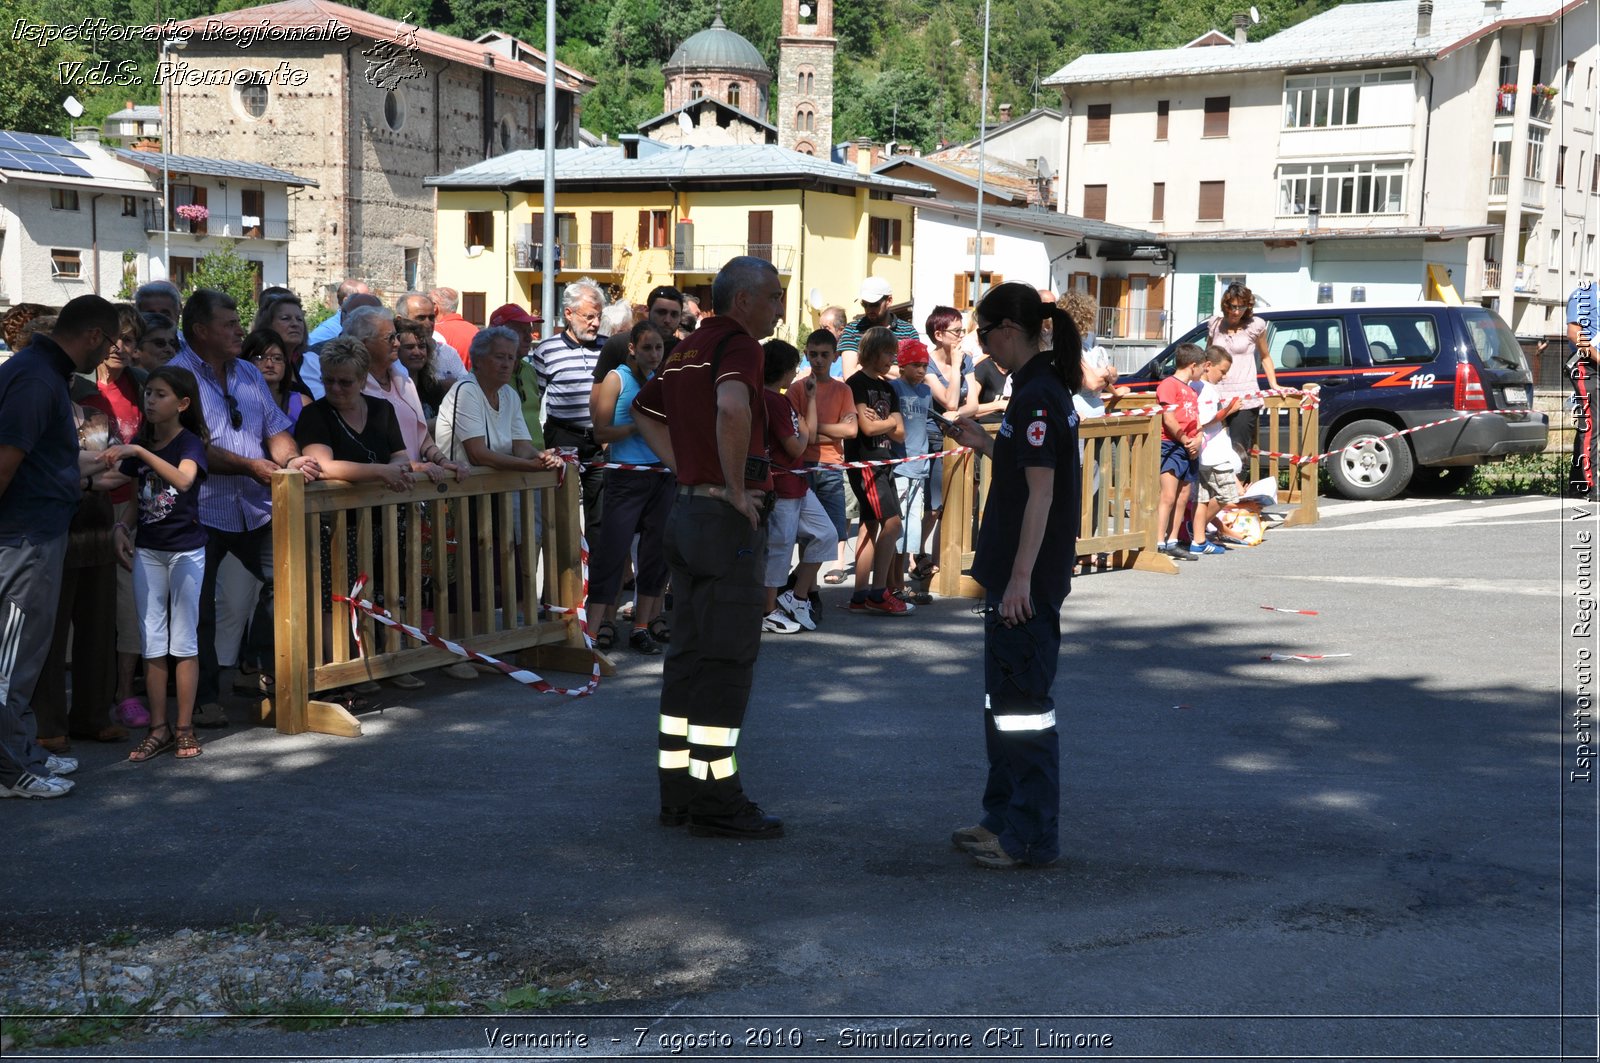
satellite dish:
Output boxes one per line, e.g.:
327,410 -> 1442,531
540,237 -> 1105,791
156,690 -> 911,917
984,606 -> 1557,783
677,111 -> 694,135
800,2 -> 812,15
63,95 -> 84,118
808,287 -> 826,311
1249,5 -> 1261,22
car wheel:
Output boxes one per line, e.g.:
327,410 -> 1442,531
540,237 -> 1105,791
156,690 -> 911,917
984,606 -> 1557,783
1328,418 -> 1414,501
1409,465 -> 1474,496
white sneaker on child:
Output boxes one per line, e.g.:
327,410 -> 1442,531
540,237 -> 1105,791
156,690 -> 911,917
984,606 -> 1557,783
761,609 -> 801,634
776,590 -> 816,631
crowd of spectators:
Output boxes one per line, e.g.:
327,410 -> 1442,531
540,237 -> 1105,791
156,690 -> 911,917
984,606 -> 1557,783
0,267 -> 1275,798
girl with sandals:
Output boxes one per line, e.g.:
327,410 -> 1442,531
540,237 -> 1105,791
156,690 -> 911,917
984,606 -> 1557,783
100,367 -> 211,762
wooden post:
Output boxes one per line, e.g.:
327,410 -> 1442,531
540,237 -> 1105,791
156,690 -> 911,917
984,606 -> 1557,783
529,463 -> 614,675
1129,414 -> 1179,573
272,470 -> 361,737
1281,398 -> 1320,527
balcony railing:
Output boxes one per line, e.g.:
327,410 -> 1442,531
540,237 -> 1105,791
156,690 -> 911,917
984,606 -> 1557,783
512,242 -> 620,272
1489,174 -> 1509,198
1521,177 -> 1546,209
1495,91 -> 1557,121
143,206 -> 288,241
1097,305 -> 1166,342
1484,262 -> 1501,289
673,243 -> 796,274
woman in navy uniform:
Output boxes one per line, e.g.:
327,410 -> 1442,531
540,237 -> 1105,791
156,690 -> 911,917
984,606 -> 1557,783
948,283 -> 1081,870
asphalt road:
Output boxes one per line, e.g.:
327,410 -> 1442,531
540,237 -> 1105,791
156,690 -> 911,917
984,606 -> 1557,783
4,492 -> 1595,1062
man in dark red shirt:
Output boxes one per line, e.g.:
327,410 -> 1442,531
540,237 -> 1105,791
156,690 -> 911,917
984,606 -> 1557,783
633,256 -> 785,840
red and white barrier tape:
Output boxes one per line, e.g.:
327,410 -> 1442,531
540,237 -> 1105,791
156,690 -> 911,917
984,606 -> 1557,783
1105,386 -> 1319,419
1251,412 -> 1479,466
1261,652 -> 1350,663
1261,605 -> 1319,616
578,445 -> 977,477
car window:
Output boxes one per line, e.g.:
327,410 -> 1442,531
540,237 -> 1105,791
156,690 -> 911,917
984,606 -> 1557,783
1361,314 -> 1440,365
1459,308 -> 1531,373
1266,317 -> 1345,369
1152,323 -> 1209,378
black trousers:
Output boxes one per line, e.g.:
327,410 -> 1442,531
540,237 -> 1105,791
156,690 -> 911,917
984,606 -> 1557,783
544,420 -> 606,537
198,523 -> 274,705
656,493 -> 767,816
1571,358 -> 1597,500
980,594 -> 1064,866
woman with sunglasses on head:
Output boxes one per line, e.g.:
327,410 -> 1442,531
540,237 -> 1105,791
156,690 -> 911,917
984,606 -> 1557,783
1206,283 -> 1282,458
136,312 -> 180,369
946,282 -> 1082,872
252,293 -> 310,371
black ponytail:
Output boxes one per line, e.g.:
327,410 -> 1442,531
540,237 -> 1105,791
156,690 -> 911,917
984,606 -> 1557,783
1046,305 -> 1083,393
975,282 -> 1083,393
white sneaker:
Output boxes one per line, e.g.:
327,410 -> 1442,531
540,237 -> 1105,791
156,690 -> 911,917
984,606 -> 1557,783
761,609 -> 801,634
44,754 -> 78,776
1,771 -> 74,799
776,590 -> 816,631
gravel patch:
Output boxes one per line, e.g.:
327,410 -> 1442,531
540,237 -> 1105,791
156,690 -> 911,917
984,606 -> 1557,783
0,921 -> 612,1050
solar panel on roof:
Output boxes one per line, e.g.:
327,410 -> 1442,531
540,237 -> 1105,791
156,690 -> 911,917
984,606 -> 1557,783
0,147 -> 91,178
0,131 -> 87,158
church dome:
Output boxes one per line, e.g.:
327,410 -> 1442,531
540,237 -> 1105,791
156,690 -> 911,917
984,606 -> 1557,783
664,16 -> 769,76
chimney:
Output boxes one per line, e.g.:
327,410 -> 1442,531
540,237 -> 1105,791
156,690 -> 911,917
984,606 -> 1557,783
125,99 -> 134,110
1233,12 -> 1249,43
854,137 -> 874,174
998,103 -> 1013,124
1483,0 -> 1503,15
1416,0 -> 1433,36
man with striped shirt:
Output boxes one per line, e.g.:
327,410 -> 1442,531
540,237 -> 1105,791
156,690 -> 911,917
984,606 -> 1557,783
531,278 -> 607,534
836,276 -> 919,379
169,289 -> 323,727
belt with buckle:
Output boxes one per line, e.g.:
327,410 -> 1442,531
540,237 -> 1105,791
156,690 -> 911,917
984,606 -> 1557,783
677,484 -> 723,499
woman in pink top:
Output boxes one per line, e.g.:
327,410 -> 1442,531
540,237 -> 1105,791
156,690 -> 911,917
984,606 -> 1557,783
1206,282 -> 1280,457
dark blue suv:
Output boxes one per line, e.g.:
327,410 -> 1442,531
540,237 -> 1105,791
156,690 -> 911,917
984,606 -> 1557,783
1121,303 -> 1549,500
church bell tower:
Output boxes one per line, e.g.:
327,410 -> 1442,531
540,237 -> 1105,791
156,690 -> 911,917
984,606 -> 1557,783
776,0 -> 835,156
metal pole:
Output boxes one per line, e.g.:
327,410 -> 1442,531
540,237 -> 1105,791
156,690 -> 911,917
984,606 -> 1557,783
162,39 -> 171,280
540,0 -> 558,334
972,0 -> 991,310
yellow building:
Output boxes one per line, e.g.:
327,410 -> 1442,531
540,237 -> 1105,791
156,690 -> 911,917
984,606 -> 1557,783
424,140 -> 933,341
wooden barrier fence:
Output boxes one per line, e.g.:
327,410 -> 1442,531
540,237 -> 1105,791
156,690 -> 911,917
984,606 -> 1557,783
934,396 -> 1320,598
269,467 -> 603,737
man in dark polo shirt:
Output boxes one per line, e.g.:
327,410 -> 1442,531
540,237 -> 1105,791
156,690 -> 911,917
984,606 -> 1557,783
0,294 -> 119,798
633,257 -> 784,841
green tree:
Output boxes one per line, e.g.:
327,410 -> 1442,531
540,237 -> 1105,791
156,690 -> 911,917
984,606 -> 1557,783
0,0 -> 91,135
184,245 -> 259,327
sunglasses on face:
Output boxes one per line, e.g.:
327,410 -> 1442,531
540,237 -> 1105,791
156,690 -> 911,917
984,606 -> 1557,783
225,393 -> 243,430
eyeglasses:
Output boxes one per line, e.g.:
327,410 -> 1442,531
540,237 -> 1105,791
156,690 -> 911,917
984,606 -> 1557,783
323,375 -> 361,389
1222,302 -> 1248,311
224,392 -> 243,431
941,326 -> 966,337
975,321 -> 1010,344
253,353 -> 286,365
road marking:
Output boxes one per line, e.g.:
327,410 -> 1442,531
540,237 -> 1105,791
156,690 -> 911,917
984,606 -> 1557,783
1275,574 -> 1559,597
1303,497 -> 1570,531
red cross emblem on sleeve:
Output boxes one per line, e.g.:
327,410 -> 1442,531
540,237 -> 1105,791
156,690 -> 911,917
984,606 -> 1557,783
1026,420 -> 1047,446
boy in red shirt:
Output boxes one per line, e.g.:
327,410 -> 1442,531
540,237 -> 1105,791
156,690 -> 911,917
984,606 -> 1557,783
1156,344 -> 1204,559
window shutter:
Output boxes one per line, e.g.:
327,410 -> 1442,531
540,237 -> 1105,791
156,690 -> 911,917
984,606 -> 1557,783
1203,96 -> 1230,137
462,292 -> 486,326
639,210 -> 650,247
1086,104 -> 1111,143
1152,181 -> 1165,221
892,219 -> 902,256
953,273 -> 969,309
1199,180 -> 1226,220
1082,184 -> 1107,220
1156,100 -> 1169,140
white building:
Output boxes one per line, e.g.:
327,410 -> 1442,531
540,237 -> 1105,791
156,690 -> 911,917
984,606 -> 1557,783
109,150 -> 316,293
1044,0 -> 1599,340
0,132 -> 153,309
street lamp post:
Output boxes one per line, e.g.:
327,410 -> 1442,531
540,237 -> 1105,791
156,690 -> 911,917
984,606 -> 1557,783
972,0 -> 991,310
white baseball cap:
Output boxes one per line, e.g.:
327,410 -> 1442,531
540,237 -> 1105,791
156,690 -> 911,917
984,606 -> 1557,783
859,277 -> 893,304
